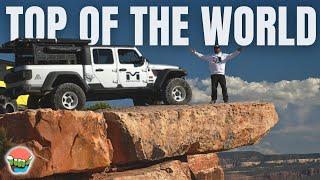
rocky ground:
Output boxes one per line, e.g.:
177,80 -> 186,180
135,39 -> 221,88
0,102 -> 278,180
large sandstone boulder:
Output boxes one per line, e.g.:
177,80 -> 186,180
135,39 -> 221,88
0,102 -> 278,179
104,103 -> 278,164
0,109 -> 113,178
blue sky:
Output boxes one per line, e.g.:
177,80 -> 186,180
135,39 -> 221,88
0,0 -> 319,154
0,0 -> 318,82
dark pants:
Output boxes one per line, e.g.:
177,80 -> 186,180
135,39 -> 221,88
211,74 -> 228,102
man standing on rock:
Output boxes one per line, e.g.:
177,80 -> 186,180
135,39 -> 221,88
191,45 -> 242,104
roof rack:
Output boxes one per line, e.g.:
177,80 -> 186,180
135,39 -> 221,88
3,38 -> 90,47
0,38 -> 91,53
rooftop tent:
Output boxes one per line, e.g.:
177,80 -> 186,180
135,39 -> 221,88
1,38 -> 90,47
0,38 -> 91,65
0,38 -> 90,53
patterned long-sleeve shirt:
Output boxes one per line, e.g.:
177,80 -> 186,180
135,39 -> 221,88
192,50 -> 240,75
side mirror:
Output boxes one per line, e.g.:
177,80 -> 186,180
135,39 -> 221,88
139,56 -> 145,63
140,56 -> 150,63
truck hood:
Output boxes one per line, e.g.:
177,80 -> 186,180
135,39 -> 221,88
148,64 -> 180,70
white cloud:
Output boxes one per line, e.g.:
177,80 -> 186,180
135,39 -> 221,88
237,141 -> 279,154
188,76 -> 320,109
187,77 -> 320,154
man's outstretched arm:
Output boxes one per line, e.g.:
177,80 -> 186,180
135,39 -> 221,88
190,48 -> 213,61
222,47 -> 242,62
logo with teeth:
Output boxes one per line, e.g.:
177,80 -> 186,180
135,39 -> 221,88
5,146 -> 34,175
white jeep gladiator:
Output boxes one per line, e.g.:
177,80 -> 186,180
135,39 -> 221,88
1,39 -> 192,110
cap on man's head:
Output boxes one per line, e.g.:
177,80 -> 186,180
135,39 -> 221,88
214,45 -> 220,49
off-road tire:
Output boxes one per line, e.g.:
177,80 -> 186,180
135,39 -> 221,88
0,103 -> 17,114
52,83 -> 86,110
27,95 -> 41,109
5,104 -> 16,113
164,78 -> 192,105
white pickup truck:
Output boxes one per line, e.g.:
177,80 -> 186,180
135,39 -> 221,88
2,39 -> 192,110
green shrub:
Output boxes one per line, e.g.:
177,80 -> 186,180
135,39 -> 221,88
86,102 -> 111,111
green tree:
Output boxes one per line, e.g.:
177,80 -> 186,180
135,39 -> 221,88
86,102 -> 111,111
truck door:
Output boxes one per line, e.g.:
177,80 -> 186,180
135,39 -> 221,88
116,48 -> 148,88
91,48 -> 118,88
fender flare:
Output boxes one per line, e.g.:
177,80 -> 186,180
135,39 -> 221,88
154,69 -> 187,90
41,72 -> 89,92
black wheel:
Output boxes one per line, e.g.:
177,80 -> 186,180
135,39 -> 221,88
0,102 -> 17,114
52,83 -> 86,110
5,104 -> 15,113
0,104 -> 16,114
163,78 -> 192,105
27,95 -> 41,109
0,96 -> 18,113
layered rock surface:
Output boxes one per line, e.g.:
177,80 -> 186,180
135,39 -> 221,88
187,153 -> 224,180
0,102 -> 278,179
0,109 -> 113,178
92,153 -> 224,180
104,103 -> 278,164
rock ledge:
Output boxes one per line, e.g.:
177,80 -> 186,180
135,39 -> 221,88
0,102 -> 278,179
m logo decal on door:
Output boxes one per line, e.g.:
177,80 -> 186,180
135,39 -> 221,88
126,72 -> 140,82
